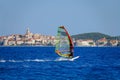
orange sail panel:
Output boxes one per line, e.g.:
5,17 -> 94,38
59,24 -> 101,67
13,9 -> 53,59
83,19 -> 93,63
55,26 -> 74,58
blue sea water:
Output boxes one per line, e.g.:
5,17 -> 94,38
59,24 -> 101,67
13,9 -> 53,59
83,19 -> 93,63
0,47 -> 120,80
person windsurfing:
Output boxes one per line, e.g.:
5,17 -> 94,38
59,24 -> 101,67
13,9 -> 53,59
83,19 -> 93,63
55,26 -> 74,58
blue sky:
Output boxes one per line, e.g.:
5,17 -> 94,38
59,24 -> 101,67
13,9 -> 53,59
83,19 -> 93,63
0,0 -> 120,36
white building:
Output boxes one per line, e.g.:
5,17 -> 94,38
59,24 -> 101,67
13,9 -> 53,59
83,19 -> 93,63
76,39 -> 96,46
16,40 -> 24,45
8,40 -> 16,45
97,37 -> 108,46
3,39 -> 8,46
24,39 -> 35,45
110,40 -> 118,46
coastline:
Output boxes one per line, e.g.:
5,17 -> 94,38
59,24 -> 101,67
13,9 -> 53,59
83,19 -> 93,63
0,45 -> 119,48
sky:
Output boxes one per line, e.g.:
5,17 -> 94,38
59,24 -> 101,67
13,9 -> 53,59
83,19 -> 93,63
0,0 -> 120,36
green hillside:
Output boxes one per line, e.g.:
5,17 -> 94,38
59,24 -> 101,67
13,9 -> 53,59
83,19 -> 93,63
72,32 -> 119,40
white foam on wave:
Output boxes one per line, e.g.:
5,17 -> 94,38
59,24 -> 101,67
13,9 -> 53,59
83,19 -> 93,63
0,60 -> 6,62
0,60 -> 24,63
55,56 -> 80,61
8,60 -> 23,62
25,59 -> 52,62
0,59 -> 52,63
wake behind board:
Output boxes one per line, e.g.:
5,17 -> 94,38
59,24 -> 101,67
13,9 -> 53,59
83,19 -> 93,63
56,56 -> 80,61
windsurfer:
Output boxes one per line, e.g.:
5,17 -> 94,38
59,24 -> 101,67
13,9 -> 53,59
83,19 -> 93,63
55,26 -> 74,59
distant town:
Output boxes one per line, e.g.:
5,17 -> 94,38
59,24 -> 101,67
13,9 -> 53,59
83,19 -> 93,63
0,28 -> 120,47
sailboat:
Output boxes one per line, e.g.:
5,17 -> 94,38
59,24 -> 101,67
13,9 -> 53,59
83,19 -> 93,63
55,26 -> 79,59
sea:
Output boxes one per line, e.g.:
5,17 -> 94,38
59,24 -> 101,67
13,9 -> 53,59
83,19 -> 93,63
0,47 -> 120,80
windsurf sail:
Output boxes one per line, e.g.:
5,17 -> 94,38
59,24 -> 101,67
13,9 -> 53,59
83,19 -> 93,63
55,26 -> 74,58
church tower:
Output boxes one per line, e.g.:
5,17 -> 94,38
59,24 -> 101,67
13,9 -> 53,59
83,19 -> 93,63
26,28 -> 30,35
25,27 -> 33,39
